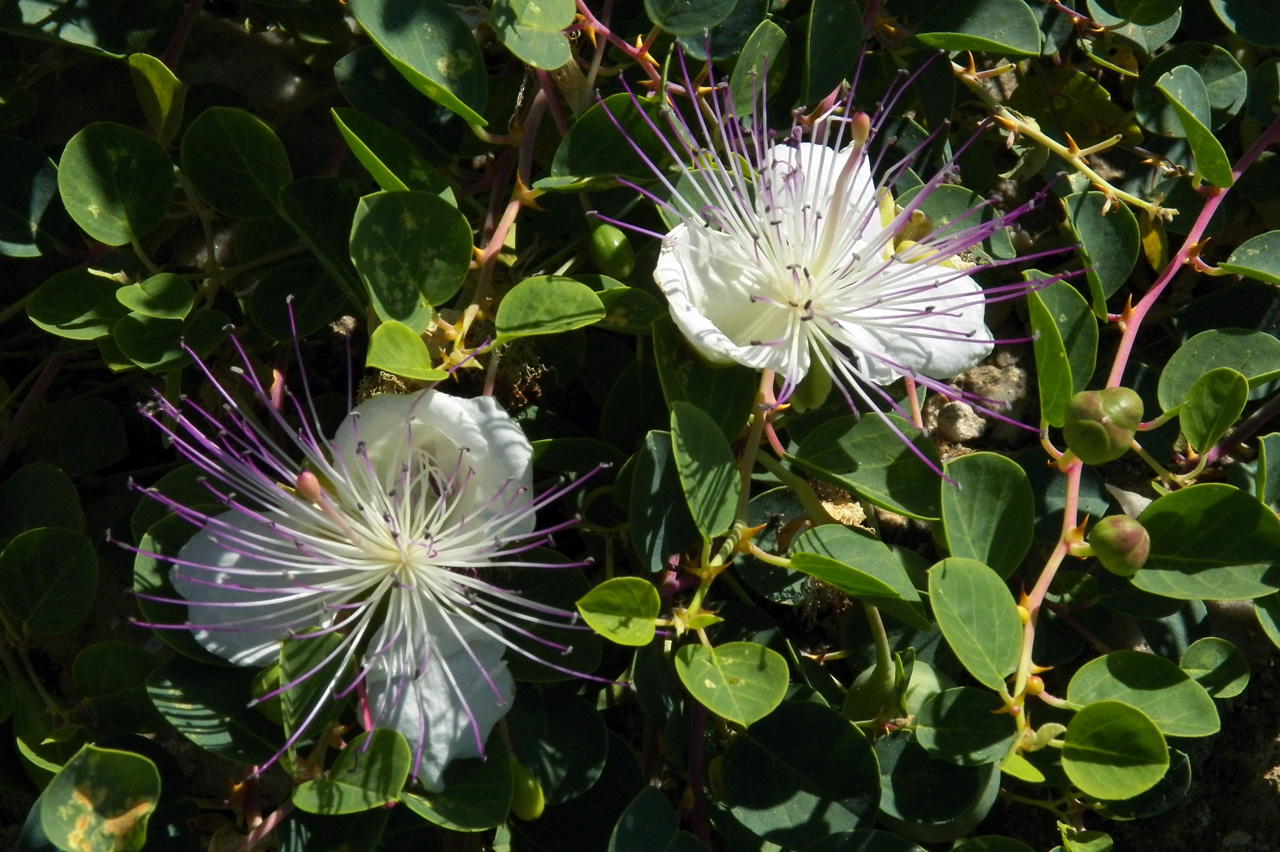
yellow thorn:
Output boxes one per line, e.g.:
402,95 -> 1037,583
514,174 -> 545,210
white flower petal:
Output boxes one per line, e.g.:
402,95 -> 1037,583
364,608 -> 515,792
657,224 -> 807,376
173,511 -> 331,667
332,390 -> 535,535
830,263 -> 993,382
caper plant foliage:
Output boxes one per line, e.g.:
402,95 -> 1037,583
2,0 -> 1280,849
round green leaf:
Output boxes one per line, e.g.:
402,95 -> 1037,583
0,527 -> 96,634
72,642 -> 165,731
1061,700 -> 1168,800
792,415 -> 943,521
1067,650 -> 1220,738
495,275 -> 606,343
41,745 -> 160,852
790,525 -> 929,630
928,558 -> 1022,692
400,733 -> 513,831
576,577 -> 661,647
722,701 -> 880,847
913,0 -> 1043,56
1087,0 -> 1181,53
278,176 -> 364,303
728,20 -> 790,124
1179,366 -> 1248,454
0,135 -> 69,257
0,463 -> 85,544
249,261 -> 348,342
113,308 -> 230,373
914,687 -> 1018,766
608,786 -> 705,852
28,268 -> 129,340
1211,0 -> 1280,48
293,729 -> 411,815
1133,484 -> 1280,601
57,121 -> 171,246
597,286 -> 664,335
115,273 -> 194,320
545,93 -> 670,191
1096,747 -> 1191,820
1114,0 -> 1183,24
146,658 -> 280,764
365,319 -> 449,382
347,0 -> 488,125
803,0 -> 864,105
128,52 -> 187,147
279,632 -> 353,742
940,453 -> 1034,579
1063,191 -> 1139,314
1219,231 -> 1280,285
131,515 -> 228,665
506,686 -> 608,805
674,641 -> 789,727
1158,329 -> 1280,410
1135,43 -> 1247,136
350,190 -> 473,330
645,0 -> 735,35
490,0 -> 575,69
1155,66 -> 1234,188
670,401 -> 740,541
1246,57 -> 1280,125
330,106 -> 452,196
181,107 -> 292,218
1027,276 -> 1098,427
629,431 -> 701,573
1179,637 -> 1250,699
1255,593 -> 1280,651
875,732 -> 1002,844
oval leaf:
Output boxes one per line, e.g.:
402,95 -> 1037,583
0,527 -> 96,634
1180,366 -> 1248,454
58,121 -> 172,246
670,401 -> 741,540
365,319 -> 449,381
1179,637 -> 1249,699
347,0 -> 488,125
181,107 -> 292,218
41,745 -> 160,852
722,701 -> 880,847
350,190 -> 473,329
495,275 -> 606,343
928,558 -> 1022,692
1061,700 -> 1168,800
294,729 -> 411,814
1133,484 -> 1280,601
576,577 -> 660,647
915,687 -> 1018,766
940,453 -> 1034,579
1067,650 -> 1220,738
674,641 -> 788,727
791,415 -> 943,521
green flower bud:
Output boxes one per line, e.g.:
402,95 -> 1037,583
509,756 -> 545,821
791,362 -> 833,412
1062,388 -> 1143,465
1088,515 -> 1150,577
588,222 -> 635,280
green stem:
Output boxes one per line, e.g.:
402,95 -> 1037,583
755,453 -> 837,526
0,294 -> 32,328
